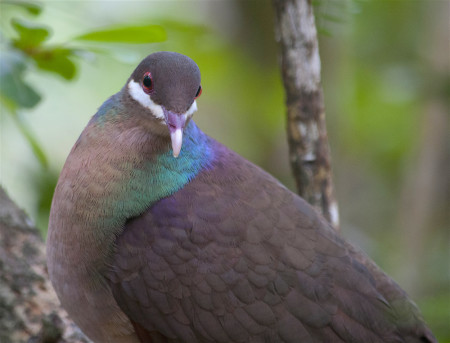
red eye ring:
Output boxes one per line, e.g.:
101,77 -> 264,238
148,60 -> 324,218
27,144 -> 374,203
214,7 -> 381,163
142,72 -> 153,94
195,85 -> 202,99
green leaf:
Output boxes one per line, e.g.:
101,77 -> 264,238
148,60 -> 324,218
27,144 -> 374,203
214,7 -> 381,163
32,48 -> 77,80
10,110 -> 48,168
3,0 -> 42,16
75,25 -> 166,44
11,18 -> 50,47
0,51 -> 41,109
156,19 -> 209,36
9,18 -> 78,79
0,52 -> 47,168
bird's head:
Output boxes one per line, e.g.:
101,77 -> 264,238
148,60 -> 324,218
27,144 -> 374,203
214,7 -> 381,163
126,51 -> 202,157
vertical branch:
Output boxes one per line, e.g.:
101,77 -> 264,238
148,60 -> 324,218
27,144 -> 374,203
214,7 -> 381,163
272,0 -> 339,230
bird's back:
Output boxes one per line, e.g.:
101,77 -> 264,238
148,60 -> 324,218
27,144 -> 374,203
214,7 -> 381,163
107,137 -> 436,343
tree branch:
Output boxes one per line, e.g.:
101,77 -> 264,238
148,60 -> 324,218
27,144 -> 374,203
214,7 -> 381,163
272,0 -> 339,230
0,187 -> 90,343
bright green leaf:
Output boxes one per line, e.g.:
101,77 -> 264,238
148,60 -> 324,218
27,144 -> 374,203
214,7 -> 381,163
0,51 -> 41,108
156,19 -> 209,36
75,25 -> 166,44
11,17 -> 50,47
32,48 -> 77,80
2,0 -> 42,16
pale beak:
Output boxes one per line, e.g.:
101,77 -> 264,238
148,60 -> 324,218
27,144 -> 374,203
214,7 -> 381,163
163,109 -> 187,158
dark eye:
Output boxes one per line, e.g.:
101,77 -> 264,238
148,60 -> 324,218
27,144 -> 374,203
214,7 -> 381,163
195,85 -> 202,99
142,72 -> 153,93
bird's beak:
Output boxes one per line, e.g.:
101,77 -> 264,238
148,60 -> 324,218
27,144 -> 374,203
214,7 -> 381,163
163,109 -> 187,158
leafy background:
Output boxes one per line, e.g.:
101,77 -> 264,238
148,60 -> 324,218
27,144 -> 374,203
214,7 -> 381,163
0,0 -> 448,340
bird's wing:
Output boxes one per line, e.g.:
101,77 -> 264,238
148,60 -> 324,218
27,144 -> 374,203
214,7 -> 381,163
105,141 -> 435,343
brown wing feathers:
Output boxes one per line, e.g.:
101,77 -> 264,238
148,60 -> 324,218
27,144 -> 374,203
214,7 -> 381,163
107,144 -> 435,343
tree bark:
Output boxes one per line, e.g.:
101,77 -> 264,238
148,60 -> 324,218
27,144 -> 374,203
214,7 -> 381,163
272,0 -> 339,230
0,187 -> 90,343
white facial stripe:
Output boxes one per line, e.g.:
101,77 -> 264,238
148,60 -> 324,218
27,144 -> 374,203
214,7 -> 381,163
127,80 -> 198,121
185,100 -> 197,118
127,80 -> 164,120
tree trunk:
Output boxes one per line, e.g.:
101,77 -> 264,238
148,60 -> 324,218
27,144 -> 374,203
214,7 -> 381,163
0,187 -> 90,343
272,0 -> 339,231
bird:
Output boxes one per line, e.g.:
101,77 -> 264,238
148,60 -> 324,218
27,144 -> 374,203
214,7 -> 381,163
47,51 -> 437,343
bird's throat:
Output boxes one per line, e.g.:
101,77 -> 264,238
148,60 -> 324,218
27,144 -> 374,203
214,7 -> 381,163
70,121 -> 213,232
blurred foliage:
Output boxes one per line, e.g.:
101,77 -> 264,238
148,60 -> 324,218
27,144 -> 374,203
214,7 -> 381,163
339,1 -> 427,184
320,1 -> 450,340
0,0 -> 167,168
76,24 -> 166,43
0,0 -> 448,340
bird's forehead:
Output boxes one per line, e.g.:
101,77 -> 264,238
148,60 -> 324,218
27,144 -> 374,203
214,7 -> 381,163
132,52 -> 201,85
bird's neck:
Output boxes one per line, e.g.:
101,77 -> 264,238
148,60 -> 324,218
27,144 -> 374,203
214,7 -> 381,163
126,120 -> 214,215
102,120 -> 213,228
53,115 -> 213,249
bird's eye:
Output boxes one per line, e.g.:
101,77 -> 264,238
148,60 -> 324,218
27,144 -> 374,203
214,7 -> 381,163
142,72 -> 153,94
195,85 -> 202,99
